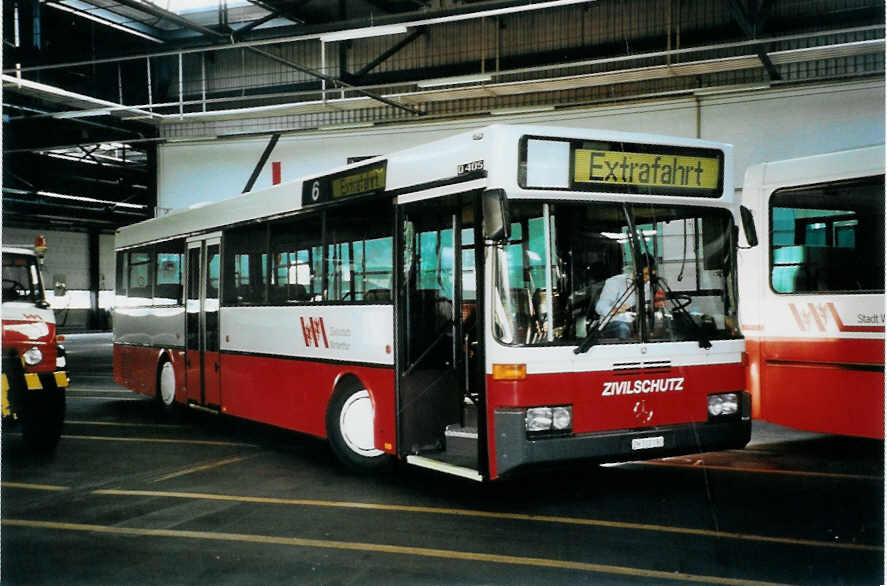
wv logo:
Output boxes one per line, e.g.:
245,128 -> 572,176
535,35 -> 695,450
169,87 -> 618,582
300,317 -> 329,348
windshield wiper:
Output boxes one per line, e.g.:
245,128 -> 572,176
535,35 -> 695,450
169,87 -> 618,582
654,277 -> 712,349
574,278 -> 636,355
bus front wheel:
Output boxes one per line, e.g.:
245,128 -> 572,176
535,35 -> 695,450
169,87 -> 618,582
156,359 -> 178,413
326,380 -> 390,471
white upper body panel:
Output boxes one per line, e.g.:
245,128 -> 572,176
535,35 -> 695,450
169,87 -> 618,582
117,124 -> 735,249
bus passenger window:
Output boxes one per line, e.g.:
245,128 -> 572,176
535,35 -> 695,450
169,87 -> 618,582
128,249 -> 153,304
770,175 -> 884,293
223,225 -> 268,305
326,201 -> 393,302
270,215 -> 322,304
154,239 -> 184,306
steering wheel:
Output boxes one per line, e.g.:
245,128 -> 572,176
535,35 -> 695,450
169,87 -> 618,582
3,278 -> 25,298
669,292 -> 692,311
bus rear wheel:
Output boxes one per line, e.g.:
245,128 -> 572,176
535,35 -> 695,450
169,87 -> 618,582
326,380 -> 390,472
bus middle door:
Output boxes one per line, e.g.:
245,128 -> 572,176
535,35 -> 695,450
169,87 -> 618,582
397,196 -> 481,472
185,238 -> 222,409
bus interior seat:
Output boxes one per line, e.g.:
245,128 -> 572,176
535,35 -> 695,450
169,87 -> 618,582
155,283 -> 183,302
288,284 -> 308,301
772,246 -> 811,293
365,288 -> 391,302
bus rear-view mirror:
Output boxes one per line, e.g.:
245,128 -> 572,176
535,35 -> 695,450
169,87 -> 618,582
483,189 -> 511,242
740,205 -> 758,248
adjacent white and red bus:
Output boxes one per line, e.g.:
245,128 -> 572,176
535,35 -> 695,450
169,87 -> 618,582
739,146 -> 885,439
114,124 -> 756,480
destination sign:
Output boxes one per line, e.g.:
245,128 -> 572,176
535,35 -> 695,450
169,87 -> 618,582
332,165 -> 386,199
574,149 -> 721,191
302,161 -> 387,207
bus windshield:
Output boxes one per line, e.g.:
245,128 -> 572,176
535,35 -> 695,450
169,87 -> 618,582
493,201 -> 740,346
2,253 -> 47,306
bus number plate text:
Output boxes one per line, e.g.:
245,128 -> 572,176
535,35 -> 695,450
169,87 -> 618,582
631,436 -> 665,451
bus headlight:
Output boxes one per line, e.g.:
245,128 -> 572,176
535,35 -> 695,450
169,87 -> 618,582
526,405 -> 572,436
526,407 -> 553,432
708,393 -> 739,418
56,345 -> 66,369
552,406 -> 573,431
22,347 -> 43,366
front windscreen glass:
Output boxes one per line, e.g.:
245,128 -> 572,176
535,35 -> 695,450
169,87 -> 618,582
492,201 -> 740,346
2,253 -> 46,305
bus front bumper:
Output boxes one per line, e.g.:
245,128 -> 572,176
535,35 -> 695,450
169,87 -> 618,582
2,370 -> 69,419
494,403 -> 751,478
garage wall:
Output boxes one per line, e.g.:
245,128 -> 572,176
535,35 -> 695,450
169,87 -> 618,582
158,79 -> 884,210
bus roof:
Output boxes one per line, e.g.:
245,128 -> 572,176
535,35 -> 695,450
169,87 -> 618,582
743,144 -> 885,193
117,124 -> 733,249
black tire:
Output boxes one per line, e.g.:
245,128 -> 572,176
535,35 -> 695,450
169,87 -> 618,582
325,380 -> 391,472
21,388 -> 65,453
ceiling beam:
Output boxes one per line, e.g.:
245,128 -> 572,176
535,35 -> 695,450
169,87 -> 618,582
345,26 -> 428,81
725,0 -> 781,81
247,47 -> 424,115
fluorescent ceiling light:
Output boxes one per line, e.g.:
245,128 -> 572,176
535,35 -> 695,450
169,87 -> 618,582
53,108 -> 114,119
693,83 -> 771,96
417,74 -> 493,88
320,25 -> 408,43
37,190 -> 147,209
491,105 -> 556,116
44,2 -> 164,44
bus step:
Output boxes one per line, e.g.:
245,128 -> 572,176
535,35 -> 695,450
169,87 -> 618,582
187,402 -> 221,415
406,455 -> 482,482
445,424 -> 478,439
445,424 -> 478,459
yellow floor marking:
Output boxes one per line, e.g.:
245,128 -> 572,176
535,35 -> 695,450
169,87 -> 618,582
93,489 -> 881,553
2,482 -> 68,492
151,455 -> 256,483
641,460 -> 883,481
66,396 -> 146,401
60,435 -> 256,448
65,420 -> 188,429
2,518 -> 791,586
66,388 -> 134,394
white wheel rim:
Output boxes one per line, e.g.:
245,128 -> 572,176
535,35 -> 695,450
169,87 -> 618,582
160,362 -> 176,407
339,390 -> 383,457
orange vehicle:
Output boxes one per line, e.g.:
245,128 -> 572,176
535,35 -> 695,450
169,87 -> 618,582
2,238 -> 69,451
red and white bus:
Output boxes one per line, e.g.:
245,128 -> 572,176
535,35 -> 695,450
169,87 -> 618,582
739,146 -> 885,439
114,124 -> 756,480
2,239 -> 69,451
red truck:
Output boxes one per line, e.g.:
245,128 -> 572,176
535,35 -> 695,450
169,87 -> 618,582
2,238 -> 68,451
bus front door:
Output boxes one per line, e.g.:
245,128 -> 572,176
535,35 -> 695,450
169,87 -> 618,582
185,238 -> 222,409
398,196 -> 483,476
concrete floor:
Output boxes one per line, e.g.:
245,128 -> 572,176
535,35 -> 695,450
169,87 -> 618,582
2,333 -> 883,585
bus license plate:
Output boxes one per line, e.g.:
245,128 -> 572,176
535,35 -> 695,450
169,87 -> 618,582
632,436 -> 665,451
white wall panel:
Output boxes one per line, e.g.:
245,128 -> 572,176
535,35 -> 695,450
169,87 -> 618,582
699,81 -> 885,181
158,80 -> 883,211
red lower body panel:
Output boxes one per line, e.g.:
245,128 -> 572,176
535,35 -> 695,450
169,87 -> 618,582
114,344 -> 397,452
114,344 -> 163,398
751,337 -> 884,439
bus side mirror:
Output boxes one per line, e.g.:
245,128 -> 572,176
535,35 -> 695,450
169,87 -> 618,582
483,189 -> 511,242
740,205 -> 758,248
